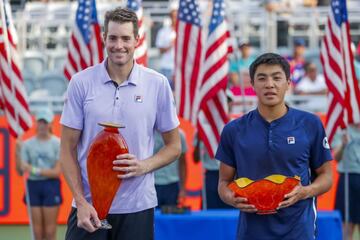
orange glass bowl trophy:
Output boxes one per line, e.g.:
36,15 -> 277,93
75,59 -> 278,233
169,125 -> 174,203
87,123 -> 129,229
228,175 -> 300,214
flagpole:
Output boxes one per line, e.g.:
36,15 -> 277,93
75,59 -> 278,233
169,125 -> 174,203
0,1 -> 34,240
224,0 -> 247,114
343,127 -> 349,240
344,168 -> 349,240
201,165 -> 207,210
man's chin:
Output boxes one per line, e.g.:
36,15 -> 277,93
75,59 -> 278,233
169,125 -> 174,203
109,58 -> 128,66
261,100 -> 281,108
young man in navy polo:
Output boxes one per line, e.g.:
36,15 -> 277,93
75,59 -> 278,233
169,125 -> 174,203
216,53 -> 333,239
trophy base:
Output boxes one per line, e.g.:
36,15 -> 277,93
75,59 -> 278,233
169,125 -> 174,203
99,219 -> 112,229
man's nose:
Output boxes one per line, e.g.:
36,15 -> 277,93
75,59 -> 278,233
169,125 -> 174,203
114,40 -> 124,49
264,78 -> 275,88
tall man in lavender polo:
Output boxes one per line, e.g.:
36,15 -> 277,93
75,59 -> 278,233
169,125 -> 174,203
60,7 -> 181,240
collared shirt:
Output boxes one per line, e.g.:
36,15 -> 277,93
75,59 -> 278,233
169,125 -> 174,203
155,25 -> 176,70
332,125 -> 360,174
60,59 -> 179,214
295,74 -> 327,93
21,135 -> 60,180
215,107 -> 333,239
154,129 -> 187,185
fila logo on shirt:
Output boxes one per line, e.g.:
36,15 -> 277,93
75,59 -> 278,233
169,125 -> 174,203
134,95 -> 143,103
287,136 -> 295,144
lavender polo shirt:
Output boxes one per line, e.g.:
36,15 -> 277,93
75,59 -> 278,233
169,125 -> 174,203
60,60 -> 179,213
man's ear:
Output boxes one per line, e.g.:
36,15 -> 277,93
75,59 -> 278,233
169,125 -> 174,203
135,34 -> 140,47
102,33 -> 106,43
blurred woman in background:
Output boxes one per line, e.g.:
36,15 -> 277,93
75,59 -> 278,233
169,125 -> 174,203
17,108 -> 62,240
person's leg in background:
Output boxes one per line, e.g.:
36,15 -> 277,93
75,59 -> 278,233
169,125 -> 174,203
42,179 -> 62,240
43,206 -> 60,240
205,170 -> 232,209
26,180 -> 45,240
349,173 -> 360,239
155,182 -> 179,207
336,173 -> 360,239
30,207 -> 44,240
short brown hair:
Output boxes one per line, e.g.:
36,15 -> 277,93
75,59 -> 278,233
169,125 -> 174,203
104,7 -> 139,38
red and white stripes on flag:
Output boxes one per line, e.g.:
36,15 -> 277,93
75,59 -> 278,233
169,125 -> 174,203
320,0 -> 360,144
127,0 -> 147,66
175,0 -> 203,123
197,0 -> 230,158
0,0 -> 32,137
64,0 -> 103,81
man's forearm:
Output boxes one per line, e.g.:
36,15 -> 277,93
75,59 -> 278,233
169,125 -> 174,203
304,163 -> 333,199
218,180 -> 231,203
60,148 -> 87,205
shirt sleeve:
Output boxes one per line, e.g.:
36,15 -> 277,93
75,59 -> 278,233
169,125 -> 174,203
229,59 -> 238,73
155,76 -> 180,132
215,123 -> 236,168
53,137 -> 61,161
294,79 -> 307,92
179,130 -> 188,154
21,141 -> 30,164
309,116 -> 333,170
155,28 -> 167,48
331,129 -> 343,149
60,77 -> 84,130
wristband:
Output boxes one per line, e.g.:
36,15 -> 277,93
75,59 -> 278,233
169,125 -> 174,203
31,166 -> 41,176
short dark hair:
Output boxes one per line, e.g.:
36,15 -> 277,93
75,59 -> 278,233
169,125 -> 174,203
104,7 -> 139,38
249,53 -> 290,83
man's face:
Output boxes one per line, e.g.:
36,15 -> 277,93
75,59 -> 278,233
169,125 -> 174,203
294,45 -> 305,57
307,64 -> 317,81
240,45 -> 251,58
252,64 -> 290,107
103,21 -> 138,67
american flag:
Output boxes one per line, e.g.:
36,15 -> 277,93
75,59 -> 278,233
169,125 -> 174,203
320,0 -> 360,143
64,0 -> 103,81
127,0 -> 147,66
197,0 -> 230,158
0,0 -> 32,137
174,0 -> 203,123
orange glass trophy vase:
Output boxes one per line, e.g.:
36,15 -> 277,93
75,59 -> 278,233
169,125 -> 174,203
87,123 -> 129,229
228,175 -> 300,215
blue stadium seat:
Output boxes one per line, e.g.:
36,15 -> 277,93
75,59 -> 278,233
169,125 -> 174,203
23,52 -> 47,77
39,72 -> 68,97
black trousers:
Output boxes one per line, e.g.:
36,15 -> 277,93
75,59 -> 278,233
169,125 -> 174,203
65,207 -> 154,240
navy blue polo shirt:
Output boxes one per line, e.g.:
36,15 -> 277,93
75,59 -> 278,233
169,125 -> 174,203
215,107 -> 333,240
